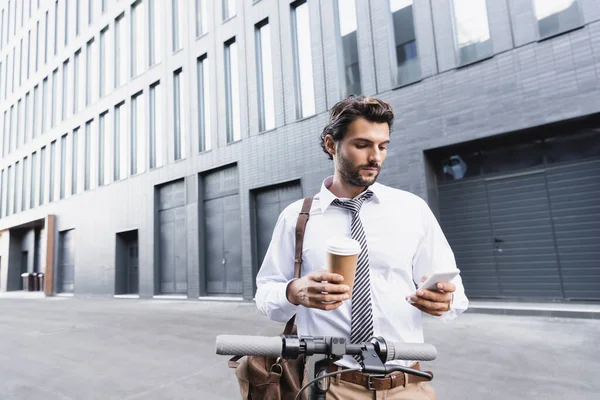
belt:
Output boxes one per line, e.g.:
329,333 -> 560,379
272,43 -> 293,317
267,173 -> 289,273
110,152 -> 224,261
328,362 -> 433,391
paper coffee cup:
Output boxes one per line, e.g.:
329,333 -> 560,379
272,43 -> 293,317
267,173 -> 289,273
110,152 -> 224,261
326,237 -> 361,296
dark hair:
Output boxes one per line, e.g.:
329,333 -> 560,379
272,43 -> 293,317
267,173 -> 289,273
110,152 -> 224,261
320,95 -> 394,160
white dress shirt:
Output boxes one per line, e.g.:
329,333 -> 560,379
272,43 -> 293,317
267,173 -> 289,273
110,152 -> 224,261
255,176 -> 469,367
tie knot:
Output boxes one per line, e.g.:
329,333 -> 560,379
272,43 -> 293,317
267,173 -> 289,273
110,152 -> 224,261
332,190 -> 373,214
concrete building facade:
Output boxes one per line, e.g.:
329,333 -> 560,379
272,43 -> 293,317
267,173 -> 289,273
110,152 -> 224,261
0,0 -> 599,301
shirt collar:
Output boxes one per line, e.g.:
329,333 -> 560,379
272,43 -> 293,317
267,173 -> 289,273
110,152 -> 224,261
318,176 -> 386,213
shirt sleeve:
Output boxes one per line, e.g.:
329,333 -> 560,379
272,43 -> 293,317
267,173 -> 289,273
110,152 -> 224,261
412,198 -> 469,321
255,210 -> 299,323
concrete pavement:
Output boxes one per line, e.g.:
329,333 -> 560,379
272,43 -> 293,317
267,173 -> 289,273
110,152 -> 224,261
0,297 -> 598,399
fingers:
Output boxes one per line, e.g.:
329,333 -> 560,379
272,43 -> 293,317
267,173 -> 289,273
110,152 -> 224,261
435,281 -> 456,293
309,270 -> 344,284
311,282 -> 350,294
413,288 -> 452,303
409,302 -> 446,317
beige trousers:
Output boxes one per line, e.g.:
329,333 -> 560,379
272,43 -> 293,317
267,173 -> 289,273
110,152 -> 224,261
326,378 -> 437,400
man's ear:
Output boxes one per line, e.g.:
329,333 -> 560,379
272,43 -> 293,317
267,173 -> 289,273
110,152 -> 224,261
325,135 -> 336,157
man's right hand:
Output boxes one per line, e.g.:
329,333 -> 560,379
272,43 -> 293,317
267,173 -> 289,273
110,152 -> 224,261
286,270 -> 350,310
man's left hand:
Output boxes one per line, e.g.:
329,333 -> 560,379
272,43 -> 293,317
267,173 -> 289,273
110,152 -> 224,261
406,276 -> 455,317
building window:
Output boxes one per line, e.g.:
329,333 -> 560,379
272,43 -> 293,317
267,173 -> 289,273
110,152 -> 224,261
75,0 -> 80,36
131,92 -> 146,175
84,120 -> 92,190
389,0 -> 421,86
197,55 -> 211,152
88,0 -> 93,25
255,20 -> 275,132
64,0 -> 69,46
102,0 -> 107,13
7,165 -> 12,215
291,1 -> 316,119
53,0 -> 58,56
35,20 -> 39,71
13,162 -> 19,214
1,111 -> 6,158
9,105 -> 14,153
71,128 -> 78,194
223,0 -> 235,21
148,0 -> 162,66
60,134 -> 67,199
44,10 -> 48,63
26,30 -> 31,80
98,111 -> 109,186
335,0 -> 361,97
32,85 -> 39,139
195,0 -> 207,37
115,13 -> 127,88
62,59 -> 69,120
533,0 -> 582,39
86,38 -> 95,105
99,26 -> 109,97
41,77 -> 48,133
16,99 -> 22,149
49,141 -> 56,202
149,81 -> 163,168
114,102 -> 127,180
0,169 -> 3,218
73,49 -> 81,114
224,38 -> 241,142
30,151 -> 37,208
39,146 -> 46,205
173,69 -> 185,160
22,156 -> 28,211
172,0 -> 182,52
24,92 -> 30,144
131,1 -> 145,77
450,0 -> 492,66
51,68 -> 58,127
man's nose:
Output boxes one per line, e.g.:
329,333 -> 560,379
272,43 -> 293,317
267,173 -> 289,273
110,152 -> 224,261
368,148 -> 383,163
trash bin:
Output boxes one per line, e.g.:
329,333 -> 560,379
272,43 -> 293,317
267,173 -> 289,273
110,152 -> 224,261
21,273 -> 34,291
31,273 -> 40,291
36,273 -> 45,292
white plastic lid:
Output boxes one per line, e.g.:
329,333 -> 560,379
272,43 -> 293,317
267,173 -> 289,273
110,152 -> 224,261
326,236 -> 361,256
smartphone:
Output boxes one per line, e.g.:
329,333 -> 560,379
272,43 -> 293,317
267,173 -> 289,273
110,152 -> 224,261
407,270 -> 460,304
417,270 -> 460,291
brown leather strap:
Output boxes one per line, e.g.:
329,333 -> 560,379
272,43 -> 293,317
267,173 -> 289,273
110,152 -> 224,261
328,363 -> 433,390
283,197 -> 313,335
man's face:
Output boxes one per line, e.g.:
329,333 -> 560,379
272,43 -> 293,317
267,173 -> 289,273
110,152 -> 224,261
330,117 -> 390,187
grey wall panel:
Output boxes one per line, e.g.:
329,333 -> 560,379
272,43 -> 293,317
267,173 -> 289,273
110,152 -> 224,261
203,165 -> 239,200
57,229 -> 74,293
438,179 -> 499,298
547,159 -> 600,300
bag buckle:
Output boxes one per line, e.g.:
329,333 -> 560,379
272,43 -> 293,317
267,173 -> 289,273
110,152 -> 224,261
270,357 -> 283,375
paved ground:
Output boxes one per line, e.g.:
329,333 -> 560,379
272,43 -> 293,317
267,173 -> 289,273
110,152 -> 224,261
0,297 -> 598,400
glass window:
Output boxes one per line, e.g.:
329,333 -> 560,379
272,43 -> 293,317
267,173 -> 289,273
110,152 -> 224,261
255,20 -> 275,132
224,38 -> 241,142
49,141 -> 56,202
73,49 -> 81,114
30,151 -> 37,208
149,81 -> 163,168
33,84 -> 39,138
88,0 -> 93,25
39,146 -> 45,205
53,0 -> 58,55
42,77 -> 48,133
71,128 -> 78,194
60,134 -> 66,199
533,0 -> 582,39
14,161 -> 19,213
148,0 -> 162,66
115,13 -> 127,88
114,102 -> 126,180
195,0 -> 207,37
44,11 -> 48,63
197,56 -> 211,151
84,120 -> 92,190
8,105 -> 14,153
102,0 -> 107,13
98,111 -> 109,186
64,0 -> 69,46
35,20 -> 39,71
86,38 -> 95,105
223,0 -> 235,20
173,69 -> 185,160
26,30 -> 31,79
62,59 -> 69,120
389,0 -> 421,86
172,0 -> 182,52
336,0 -> 361,97
1,110 -> 6,157
51,68 -> 59,127
24,92 -> 30,144
16,99 -> 21,149
18,38 -> 22,86
451,0 -> 492,65
75,0 -> 80,36
22,156 -> 28,211
291,1 -> 315,118
7,165 -> 12,215
0,169 -> 3,218
131,92 -> 146,174
131,1 -> 145,77
99,26 -> 109,97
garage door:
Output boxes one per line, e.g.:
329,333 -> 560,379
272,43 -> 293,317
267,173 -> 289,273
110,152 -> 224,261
203,166 -> 242,295
253,181 -> 303,286
158,180 -> 187,294
439,157 -> 600,301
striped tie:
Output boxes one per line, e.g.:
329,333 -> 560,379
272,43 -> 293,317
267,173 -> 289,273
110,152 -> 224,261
332,190 -> 374,348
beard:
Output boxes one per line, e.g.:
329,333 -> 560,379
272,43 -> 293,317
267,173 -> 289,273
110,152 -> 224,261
337,151 -> 381,187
